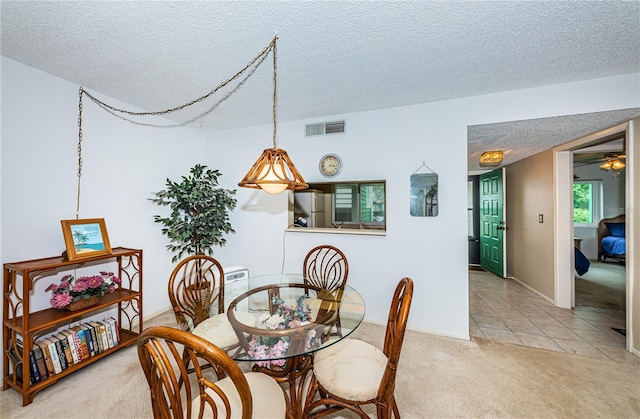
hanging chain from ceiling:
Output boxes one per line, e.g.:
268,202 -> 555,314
76,88 -> 84,219
271,36 -> 277,148
74,36 -> 277,219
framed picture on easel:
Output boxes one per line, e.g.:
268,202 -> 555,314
61,218 -> 112,261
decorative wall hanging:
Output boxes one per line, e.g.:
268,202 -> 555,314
61,218 -> 112,261
410,161 -> 438,217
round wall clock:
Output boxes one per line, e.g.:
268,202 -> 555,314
319,153 -> 343,178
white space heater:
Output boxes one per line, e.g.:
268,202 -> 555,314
224,266 -> 249,283
223,266 -> 250,311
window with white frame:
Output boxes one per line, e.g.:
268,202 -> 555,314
573,180 -> 602,225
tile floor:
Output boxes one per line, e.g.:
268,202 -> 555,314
469,269 -> 633,362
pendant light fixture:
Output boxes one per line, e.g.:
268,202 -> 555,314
238,36 -> 308,194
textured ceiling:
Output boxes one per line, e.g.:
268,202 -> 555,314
468,108 -> 639,171
2,1 -> 639,171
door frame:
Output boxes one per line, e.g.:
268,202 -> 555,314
468,175 -> 481,266
553,119 -> 638,355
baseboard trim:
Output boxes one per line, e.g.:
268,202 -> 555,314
510,276 -> 555,305
365,317 -> 471,341
145,307 -> 173,320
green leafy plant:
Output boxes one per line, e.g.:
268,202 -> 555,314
150,164 -> 237,263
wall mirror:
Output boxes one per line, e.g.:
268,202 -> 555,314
410,173 -> 439,216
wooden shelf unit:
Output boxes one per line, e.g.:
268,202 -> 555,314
2,247 -> 143,406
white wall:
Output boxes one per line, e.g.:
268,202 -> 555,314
2,55 -> 639,368
207,100 -> 472,338
0,57 -> 202,321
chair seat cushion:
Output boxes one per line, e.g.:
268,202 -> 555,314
313,338 -> 387,402
191,371 -> 287,418
192,311 -> 256,348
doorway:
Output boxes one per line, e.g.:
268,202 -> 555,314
572,138 -> 626,319
554,119 -> 638,354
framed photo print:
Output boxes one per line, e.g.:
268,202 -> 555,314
61,218 -> 112,261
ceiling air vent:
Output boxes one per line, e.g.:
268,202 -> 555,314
305,120 -> 346,137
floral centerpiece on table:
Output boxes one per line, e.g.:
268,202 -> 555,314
45,271 -> 122,309
248,294 -> 318,367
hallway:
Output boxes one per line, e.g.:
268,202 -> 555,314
469,269 -> 633,362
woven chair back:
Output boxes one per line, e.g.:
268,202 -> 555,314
168,255 -> 225,331
137,326 -> 252,419
303,245 -> 349,293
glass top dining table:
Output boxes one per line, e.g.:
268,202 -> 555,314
222,273 -> 365,416
224,273 -> 366,363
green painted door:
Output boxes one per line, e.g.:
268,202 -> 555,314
479,168 -> 506,277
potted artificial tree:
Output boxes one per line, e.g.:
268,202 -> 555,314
150,164 -> 237,269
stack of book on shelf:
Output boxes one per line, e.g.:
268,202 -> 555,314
18,317 -> 121,385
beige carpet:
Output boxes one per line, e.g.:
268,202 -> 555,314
2,310 -> 639,418
575,260 -> 626,311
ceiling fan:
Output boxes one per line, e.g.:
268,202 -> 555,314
574,151 -> 626,171
599,153 -> 626,172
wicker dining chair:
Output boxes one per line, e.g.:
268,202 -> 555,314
303,277 -> 414,419
168,255 -> 255,355
303,245 -> 349,340
303,245 -> 349,293
137,326 -> 287,419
